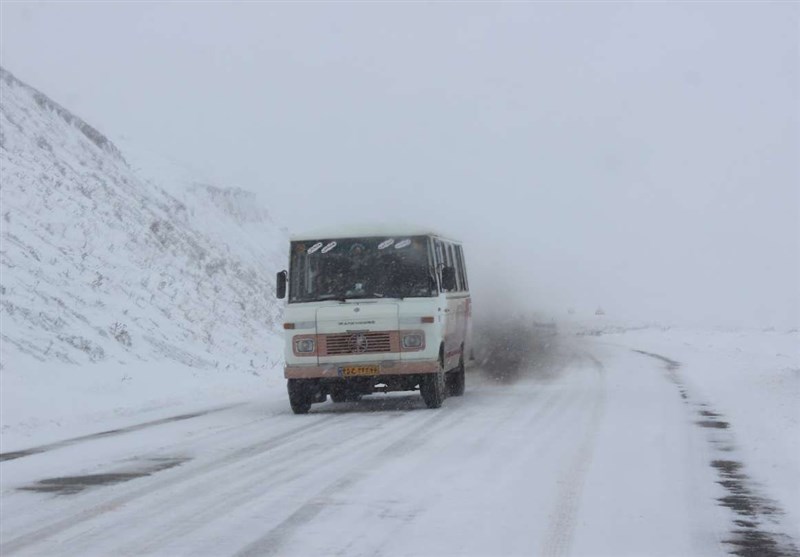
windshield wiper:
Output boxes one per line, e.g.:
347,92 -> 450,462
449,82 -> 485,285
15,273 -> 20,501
317,293 -> 346,301
323,294 -> 376,302
313,292 -> 412,302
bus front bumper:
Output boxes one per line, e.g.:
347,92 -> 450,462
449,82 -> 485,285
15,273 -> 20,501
284,360 -> 440,379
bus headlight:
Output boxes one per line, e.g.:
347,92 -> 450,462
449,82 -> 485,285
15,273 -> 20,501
402,333 -> 424,349
294,338 -> 316,354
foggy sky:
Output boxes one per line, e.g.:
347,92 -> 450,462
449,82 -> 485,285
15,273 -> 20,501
2,2 -> 798,328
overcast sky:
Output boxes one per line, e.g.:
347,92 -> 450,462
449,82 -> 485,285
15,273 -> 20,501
2,2 -> 798,328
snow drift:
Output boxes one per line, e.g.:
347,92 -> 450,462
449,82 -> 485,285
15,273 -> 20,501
0,67 -> 287,440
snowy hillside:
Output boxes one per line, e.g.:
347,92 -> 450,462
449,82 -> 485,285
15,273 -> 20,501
0,67 -> 287,442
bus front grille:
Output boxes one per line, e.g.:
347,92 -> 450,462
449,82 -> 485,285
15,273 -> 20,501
321,331 -> 395,356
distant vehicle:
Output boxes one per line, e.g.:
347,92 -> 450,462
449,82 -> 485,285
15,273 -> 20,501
276,230 -> 472,413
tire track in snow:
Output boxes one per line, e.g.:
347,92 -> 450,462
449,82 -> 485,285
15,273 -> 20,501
458,353 -> 578,474
539,353 -> 606,557
120,409 -> 444,556
2,351 -> 596,557
233,403 -> 483,557
46,402 -> 467,556
359,363 -> 583,557
117,416 -> 404,555
0,402 -> 244,462
0,414 -> 342,555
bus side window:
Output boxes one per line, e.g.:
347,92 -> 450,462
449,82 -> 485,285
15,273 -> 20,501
446,244 -> 456,291
452,246 -> 461,292
434,239 -> 445,289
426,237 -> 438,294
445,242 -> 462,292
455,246 -> 465,291
456,245 -> 468,291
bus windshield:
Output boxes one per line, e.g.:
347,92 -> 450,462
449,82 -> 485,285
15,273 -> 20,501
289,236 -> 436,303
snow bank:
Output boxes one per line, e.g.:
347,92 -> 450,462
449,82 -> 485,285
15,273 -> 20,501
595,326 -> 800,533
0,67 -> 288,449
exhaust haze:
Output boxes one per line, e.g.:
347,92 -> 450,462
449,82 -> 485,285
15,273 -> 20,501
3,2 -> 797,328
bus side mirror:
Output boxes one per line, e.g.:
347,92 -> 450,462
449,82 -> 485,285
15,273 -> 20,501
276,270 -> 287,299
441,266 -> 456,291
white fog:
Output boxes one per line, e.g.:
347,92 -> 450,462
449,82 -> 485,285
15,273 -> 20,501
4,2 -> 797,328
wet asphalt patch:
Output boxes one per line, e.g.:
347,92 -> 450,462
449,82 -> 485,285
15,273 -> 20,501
632,349 -> 800,557
18,457 -> 189,496
696,419 -> 730,429
695,408 -> 731,429
0,403 -> 241,462
724,528 -> 796,557
631,349 -> 681,371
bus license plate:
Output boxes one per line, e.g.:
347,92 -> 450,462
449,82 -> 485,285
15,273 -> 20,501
340,365 -> 379,377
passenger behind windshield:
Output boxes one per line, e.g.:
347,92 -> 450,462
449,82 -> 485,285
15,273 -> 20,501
289,237 -> 434,303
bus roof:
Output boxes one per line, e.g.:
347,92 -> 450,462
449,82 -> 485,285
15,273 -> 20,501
290,226 -> 461,244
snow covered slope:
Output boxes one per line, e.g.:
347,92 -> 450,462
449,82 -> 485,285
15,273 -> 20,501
0,67 -> 287,440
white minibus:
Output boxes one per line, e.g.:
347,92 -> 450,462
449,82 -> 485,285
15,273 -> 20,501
276,230 -> 472,413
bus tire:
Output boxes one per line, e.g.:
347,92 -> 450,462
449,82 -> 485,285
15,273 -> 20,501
287,379 -> 312,414
329,387 -> 346,403
421,371 -> 446,409
447,356 -> 466,397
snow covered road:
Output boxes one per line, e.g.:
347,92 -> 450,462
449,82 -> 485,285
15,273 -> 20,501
1,339 -> 797,556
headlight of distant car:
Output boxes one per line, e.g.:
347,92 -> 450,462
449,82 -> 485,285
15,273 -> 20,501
294,338 -> 315,354
402,333 -> 424,349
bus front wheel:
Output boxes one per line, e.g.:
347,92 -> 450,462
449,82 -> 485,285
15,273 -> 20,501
421,371 -> 446,409
287,379 -> 312,414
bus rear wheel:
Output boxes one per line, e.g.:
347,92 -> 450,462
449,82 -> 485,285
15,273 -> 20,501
330,390 -> 347,403
447,356 -> 466,397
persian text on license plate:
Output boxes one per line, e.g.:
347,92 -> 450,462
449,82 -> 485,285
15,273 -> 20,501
340,365 -> 380,377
